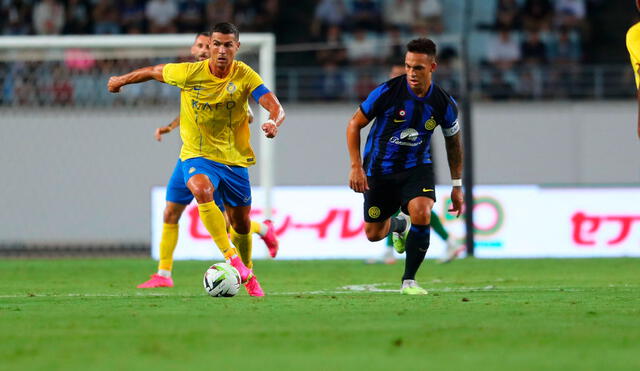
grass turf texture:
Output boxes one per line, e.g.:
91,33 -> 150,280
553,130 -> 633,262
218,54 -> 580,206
1,258 -> 638,371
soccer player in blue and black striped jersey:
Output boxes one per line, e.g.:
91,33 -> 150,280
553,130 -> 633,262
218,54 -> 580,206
347,38 -> 464,295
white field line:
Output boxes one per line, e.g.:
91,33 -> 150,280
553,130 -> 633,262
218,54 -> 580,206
0,283 -> 636,299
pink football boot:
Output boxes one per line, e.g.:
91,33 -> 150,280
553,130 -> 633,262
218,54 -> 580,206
261,220 -> 279,258
244,275 -> 265,297
137,274 -> 174,288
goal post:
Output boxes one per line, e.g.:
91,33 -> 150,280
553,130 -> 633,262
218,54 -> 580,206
0,33 -> 277,219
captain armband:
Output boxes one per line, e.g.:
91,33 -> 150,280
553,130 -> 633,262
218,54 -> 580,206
442,120 -> 460,137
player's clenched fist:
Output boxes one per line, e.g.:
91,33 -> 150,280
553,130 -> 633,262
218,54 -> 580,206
261,120 -> 278,138
107,76 -> 123,93
349,166 -> 369,193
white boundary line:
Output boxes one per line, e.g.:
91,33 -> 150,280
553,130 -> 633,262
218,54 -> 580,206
1,283 -> 635,299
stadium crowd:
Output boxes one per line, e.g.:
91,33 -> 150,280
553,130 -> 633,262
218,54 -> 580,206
0,0 -> 633,105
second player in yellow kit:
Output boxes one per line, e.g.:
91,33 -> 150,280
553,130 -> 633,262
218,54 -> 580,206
108,23 -> 286,296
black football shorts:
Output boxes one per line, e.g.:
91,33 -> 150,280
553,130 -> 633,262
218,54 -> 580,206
363,164 -> 436,223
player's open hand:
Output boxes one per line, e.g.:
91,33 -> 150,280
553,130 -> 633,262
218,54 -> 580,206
155,126 -> 171,141
262,120 -> 278,138
449,186 -> 464,218
349,166 -> 369,193
107,76 -> 122,93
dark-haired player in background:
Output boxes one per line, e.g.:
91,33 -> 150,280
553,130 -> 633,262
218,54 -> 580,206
626,0 -> 640,139
347,38 -> 464,295
136,32 -> 279,290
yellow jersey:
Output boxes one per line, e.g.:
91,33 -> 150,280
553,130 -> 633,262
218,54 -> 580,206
626,22 -> 640,89
162,59 -> 265,167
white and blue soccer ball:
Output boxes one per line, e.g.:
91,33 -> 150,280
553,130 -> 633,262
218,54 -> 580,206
203,263 -> 241,297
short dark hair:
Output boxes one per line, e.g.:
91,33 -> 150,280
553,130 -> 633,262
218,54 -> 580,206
406,38 -> 436,57
211,22 -> 239,41
196,31 -> 211,39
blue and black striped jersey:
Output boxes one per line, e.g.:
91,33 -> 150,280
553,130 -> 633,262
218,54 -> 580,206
359,75 -> 460,176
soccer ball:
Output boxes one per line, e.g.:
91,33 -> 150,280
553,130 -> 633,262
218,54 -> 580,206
203,263 -> 241,297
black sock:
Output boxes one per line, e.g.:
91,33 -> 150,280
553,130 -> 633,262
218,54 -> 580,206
389,217 -> 407,234
402,224 -> 430,281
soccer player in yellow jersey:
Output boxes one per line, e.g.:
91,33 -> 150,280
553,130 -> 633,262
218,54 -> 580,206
626,1 -> 640,139
134,32 -> 279,290
108,23 -> 285,296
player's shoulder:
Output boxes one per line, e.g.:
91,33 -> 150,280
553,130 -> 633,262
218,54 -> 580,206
234,60 -> 258,75
429,83 -> 456,107
627,22 -> 640,43
369,75 -> 405,99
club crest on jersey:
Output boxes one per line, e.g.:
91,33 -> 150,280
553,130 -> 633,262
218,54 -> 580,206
226,82 -> 237,93
424,116 -> 437,130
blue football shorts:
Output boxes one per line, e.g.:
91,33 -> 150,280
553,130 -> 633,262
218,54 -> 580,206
165,158 -> 226,211
180,157 -> 251,208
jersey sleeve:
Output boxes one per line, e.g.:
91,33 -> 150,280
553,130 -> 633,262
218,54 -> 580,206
243,67 -> 269,102
359,82 -> 390,121
162,62 -> 190,89
626,23 -> 640,89
441,97 -> 460,137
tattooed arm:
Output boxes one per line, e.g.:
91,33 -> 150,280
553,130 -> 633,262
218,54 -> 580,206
444,131 -> 464,217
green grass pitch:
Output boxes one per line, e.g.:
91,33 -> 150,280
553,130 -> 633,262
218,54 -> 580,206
1,258 -> 639,371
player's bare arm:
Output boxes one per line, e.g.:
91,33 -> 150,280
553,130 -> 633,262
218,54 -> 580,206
155,116 -> 180,142
444,132 -> 464,217
107,64 -> 165,93
258,92 -> 285,138
346,108 -> 371,193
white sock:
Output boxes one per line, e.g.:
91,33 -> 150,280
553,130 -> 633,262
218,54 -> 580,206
157,269 -> 172,278
258,221 -> 269,236
402,279 -> 416,289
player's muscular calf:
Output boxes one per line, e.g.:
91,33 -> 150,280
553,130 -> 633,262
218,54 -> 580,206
225,205 -> 252,234
163,202 -> 187,224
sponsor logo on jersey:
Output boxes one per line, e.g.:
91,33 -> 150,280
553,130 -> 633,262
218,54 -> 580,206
191,99 -> 236,111
389,128 -> 422,147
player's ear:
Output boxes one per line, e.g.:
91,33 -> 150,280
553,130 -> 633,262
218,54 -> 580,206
236,41 -> 241,50
431,62 -> 438,72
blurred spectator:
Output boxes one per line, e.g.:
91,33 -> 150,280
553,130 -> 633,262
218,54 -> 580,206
146,0 -> 178,33
316,25 -> 347,66
549,26 -> 581,65
486,28 -> 521,71
234,0 -> 258,31
64,0 -> 90,34
2,0 -> 33,35
177,0 -> 204,33
494,0 -> 521,31
205,0 -> 234,28
522,0 -> 554,32
32,0 -> 65,35
93,0 -> 121,34
483,70 -> 516,100
554,0 -> 586,30
381,26 -> 405,63
316,62 -> 346,100
382,0 -> 414,33
345,28 -> 378,66
520,30 -> 547,65
416,0 -> 444,34
311,0 -> 347,38
351,0 -> 382,32
120,0 -> 146,34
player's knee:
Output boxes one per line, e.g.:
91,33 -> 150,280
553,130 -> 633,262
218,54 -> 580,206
409,209 -> 431,225
191,186 -> 214,204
